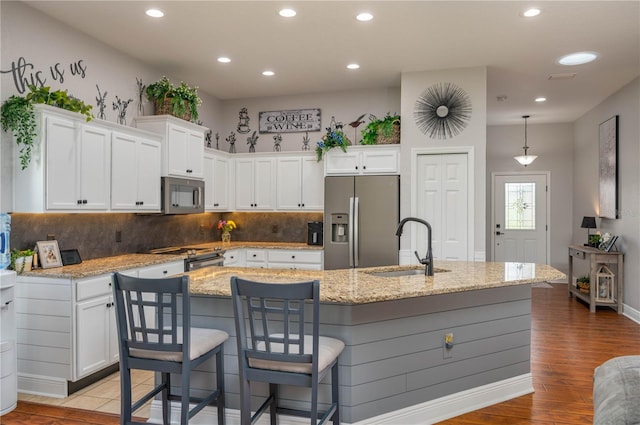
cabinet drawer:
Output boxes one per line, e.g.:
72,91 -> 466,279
137,261 -> 184,278
246,250 -> 266,262
569,248 -> 586,259
268,250 -> 322,264
76,275 -> 112,301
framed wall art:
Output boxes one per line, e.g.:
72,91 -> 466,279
37,240 -> 63,268
599,115 -> 618,219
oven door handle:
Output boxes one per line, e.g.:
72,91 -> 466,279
186,256 -> 224,271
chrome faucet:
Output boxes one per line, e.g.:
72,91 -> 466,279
395,217 -> 434,276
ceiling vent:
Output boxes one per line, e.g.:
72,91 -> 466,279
548,73 -> 577,80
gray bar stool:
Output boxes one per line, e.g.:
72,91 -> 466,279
231,276 -> 344,425
112,272 -> 228,425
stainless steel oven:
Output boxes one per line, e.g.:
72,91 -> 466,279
148,247 -> 225,271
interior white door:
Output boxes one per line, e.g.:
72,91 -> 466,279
416,154 -> 468,261
493,174 -> 548,264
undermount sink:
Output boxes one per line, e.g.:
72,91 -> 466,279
368,269 -> 427,277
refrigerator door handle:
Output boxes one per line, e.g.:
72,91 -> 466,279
354,197 -> 360,268
348,197 -> 355,267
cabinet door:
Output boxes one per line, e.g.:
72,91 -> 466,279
235,158 -> 255,209
79,124 -> 111,210
185,131 -> 204,178
136,138 -> 161,210
301,156 -> 324,210
253,158 -> 275,210
276,157 -> 303,209
212,155 -> 229,210
361,149 -> 399,174
46,116 -> 80,209
76,294 -> 112,378
324,150 -> 360,175
167,124 -> 189,176
203,152 -> 215,210
111,132 -> 139,210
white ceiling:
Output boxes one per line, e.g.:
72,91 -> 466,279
23,1 -> 640,126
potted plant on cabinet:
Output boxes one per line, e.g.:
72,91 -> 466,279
360,113 -> 400,145
1,85 -> 93,169
145,76 -> 201,122
315,127 -> 351,161
10,248 -> 34,274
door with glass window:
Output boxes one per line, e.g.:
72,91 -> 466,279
493,174 -> 548,264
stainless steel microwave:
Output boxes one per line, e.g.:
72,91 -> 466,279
161,177 -> 204,214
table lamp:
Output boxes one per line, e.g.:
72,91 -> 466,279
581,216 -> 597,246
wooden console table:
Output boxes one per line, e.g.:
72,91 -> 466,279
568,245 -> 623,313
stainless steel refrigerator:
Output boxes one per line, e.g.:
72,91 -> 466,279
324,175 -> 399,270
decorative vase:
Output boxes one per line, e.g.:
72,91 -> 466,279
221,231 -> 231,243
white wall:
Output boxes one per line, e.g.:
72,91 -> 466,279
486,123 -> 574,273
400,67 -> 487,259
219,88 -> 400,154
0,1 -> 222,211
573,77 -> 640,315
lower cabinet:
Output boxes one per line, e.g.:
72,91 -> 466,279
223,249 -> 246,267
224,248 -> 322,270
15,260 -> 183,397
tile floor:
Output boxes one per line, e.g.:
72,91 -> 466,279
17,369 -> 154,419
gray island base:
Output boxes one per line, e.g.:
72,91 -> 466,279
145,261 -> 564,424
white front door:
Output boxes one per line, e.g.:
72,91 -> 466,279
493,173 -> 548,264
416,153 -> 469,260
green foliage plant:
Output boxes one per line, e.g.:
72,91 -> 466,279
145,76 -> 202,122
9,248 -> 34,274
1,85 -> 93,170
315,128 -> 351,161
360,113 -> 401,145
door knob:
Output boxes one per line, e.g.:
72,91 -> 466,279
496,231 -> 504,235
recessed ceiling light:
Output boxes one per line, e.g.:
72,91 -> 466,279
279,8 -> 296,18
558,51 -> 598,66
146,9 -> 164,18
217,57 -> 231,63
262,70 -> 275,76
356,12 -> 373,22
522,8 -> 541,17
346,63 -> 360,70
535,97 -> 547,102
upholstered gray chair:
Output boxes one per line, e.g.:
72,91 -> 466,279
112,272 -> 228,425
230,276 -> 344,425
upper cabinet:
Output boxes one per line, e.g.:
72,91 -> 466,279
235,155 -> 275,210
12,105 -> 162,213
276,153 -> 323,211
111,131 -> 162,212
133,115 -> 207,179
203,149 -> 231,211
324,145 -> 400,175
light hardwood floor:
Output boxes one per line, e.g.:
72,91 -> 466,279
3,283 -> 640,424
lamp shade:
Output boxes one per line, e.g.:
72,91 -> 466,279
581,216 -> 597,229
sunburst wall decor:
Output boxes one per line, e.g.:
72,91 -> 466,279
414,82 -> 472,139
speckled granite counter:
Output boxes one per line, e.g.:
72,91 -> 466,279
187,261 -> 565,304
17,242 -> 322,279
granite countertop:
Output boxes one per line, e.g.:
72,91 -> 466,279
187,261 -> 566,305
17,242 -> 322,279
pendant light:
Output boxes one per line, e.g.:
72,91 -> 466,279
514,115 -> 537,166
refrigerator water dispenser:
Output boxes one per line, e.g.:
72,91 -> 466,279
330,214 -> 349,243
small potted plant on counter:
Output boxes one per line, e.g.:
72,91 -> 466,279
145,76 -> 201,122
10,248 -> 34,274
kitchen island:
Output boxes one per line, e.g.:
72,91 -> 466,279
170,261 -> 564,424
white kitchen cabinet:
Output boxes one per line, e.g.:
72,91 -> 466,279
223,249 -> 246,267
111,131 -> 162,211
15,259 -> 183,397
45,117 -> 111,210
133,115 -> 207,179
235,155 -> 276,210
267,249 -> 323,270
203,149 -> 230,211
276,154 -> 324,211
245,249 -> 267,268
324,145 -> 399,175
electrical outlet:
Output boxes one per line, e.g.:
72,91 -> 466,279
199,224 -> 205,234
46,233 -> 55,240
272,225 -> 278,233
115,230 -> 122,243
443,332 -> 454,359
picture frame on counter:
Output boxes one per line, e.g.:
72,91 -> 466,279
37,240 -> 63,268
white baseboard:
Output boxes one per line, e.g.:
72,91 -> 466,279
623,303 -> 640,324
18,373 -> 67,398
148,373 -> 533,424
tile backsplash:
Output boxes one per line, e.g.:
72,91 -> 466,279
10,212 -> 323,260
